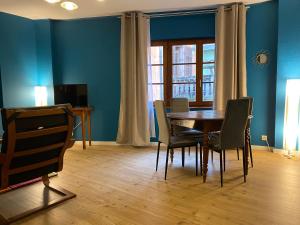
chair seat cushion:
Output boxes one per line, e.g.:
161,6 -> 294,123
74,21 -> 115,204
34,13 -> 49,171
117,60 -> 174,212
173,125 -> 203,137
208,132 -> 221,150
170,136 -> 199,148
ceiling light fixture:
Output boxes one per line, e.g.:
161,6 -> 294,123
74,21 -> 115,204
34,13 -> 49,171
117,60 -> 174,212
97,0 -> 105,2
61,1 -> 79,11
45,0 -> 61,3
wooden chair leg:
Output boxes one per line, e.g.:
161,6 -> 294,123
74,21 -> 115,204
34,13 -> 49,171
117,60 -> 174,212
242,147 -> 247,183
237,148 -> 240,160
211,150 -> 213,162
220,151 -> 223,187
156,142 -> 161,171
200,146 -> 203,176
189,147 -> 191,156
42,175 -> 50,187
195,145 -> 198,176
165,147 -> 170,180
223,150 -> 226,172
181,147 -> 185,167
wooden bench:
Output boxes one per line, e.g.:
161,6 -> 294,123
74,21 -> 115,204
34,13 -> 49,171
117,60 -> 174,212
0,104 -> 76,224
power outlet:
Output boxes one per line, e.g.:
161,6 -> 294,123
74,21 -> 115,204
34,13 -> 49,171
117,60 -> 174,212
261,135 -> 268,141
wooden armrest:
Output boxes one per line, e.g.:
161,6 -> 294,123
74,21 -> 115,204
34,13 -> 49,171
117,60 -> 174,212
67,138 -> 75,148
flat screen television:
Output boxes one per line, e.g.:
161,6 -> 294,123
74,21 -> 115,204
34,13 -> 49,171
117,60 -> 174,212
54,84 -> 88,107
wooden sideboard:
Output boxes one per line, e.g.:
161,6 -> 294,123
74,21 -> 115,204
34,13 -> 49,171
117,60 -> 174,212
71,107 -> 93,149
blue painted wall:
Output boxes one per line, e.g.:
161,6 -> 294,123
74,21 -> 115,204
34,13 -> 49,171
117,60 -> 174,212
50,14 -> 215,142
0,1 -> 282,146
275,0 -> 300,148
151,13 -> 215,40
150,2 -> 278,146
0,14 -> 56,134
0,12 -> 38,108
0,66 -> 3,108
51,17 -> 121,141
50,2 -> 279,144
247,1 -> 278,146
35,20 -> 55,105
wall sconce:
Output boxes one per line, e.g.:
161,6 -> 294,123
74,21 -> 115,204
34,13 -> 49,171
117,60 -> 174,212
283,79 -> 300,157
35,86 -> 48,106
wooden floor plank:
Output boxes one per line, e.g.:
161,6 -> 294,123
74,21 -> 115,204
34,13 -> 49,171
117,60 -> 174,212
9,145 -> 300,225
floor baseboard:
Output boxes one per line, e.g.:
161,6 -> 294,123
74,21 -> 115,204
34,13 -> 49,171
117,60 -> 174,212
75,141 -> 276,150
74,141 -> 158,147
74,141 -> 119,146
252,145 -> 272,151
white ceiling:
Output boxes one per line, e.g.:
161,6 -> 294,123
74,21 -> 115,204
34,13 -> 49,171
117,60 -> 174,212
0,0 -> 270,20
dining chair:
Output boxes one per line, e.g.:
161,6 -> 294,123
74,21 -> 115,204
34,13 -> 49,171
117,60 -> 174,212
170,98 -> 202,156
170,98 -> 189,112
154,100 -> 201,180
216,97 -> 254,170
237,97 -> 254,167
170,98 -> 193,132
208,99 -> 250,187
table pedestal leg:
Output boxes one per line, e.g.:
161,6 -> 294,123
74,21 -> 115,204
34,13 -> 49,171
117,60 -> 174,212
202,131 -> 209,183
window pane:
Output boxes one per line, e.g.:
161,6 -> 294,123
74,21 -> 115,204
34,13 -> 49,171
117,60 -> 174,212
203,63 -> 215,82
172,45 -> 196,64
173,64 -> 196,83
151,46 -> 163,64
203,43 -> 215,63
202,83 -> 214,102
152,84 -> 164,100
173,84 -> 196,101
151,65 -> 163,83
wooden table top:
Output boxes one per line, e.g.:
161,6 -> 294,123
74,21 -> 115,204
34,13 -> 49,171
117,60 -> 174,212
167,110 -> 225,121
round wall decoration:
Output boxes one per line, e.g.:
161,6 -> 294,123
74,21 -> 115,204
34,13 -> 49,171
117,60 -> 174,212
255,51 -> 269,66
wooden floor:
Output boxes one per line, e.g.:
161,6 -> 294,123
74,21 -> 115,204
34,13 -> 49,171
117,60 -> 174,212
9,145 -> 300,225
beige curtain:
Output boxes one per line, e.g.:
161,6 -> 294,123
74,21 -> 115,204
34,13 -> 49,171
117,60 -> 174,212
214,4 -> 247,111
116,12 -> 150,146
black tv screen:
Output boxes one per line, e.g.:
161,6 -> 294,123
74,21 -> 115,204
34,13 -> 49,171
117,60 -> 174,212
54,84 -> 88,107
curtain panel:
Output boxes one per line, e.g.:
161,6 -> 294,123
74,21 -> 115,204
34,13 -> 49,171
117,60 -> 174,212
214,4 -> 247,111
117,12 -> 152,146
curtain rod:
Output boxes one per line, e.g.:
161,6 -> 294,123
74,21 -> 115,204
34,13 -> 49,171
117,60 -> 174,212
120,5 -> 250,19
148,5 -> 250,18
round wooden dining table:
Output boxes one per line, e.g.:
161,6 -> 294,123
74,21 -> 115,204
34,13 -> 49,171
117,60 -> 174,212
167,110 -> 250,183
